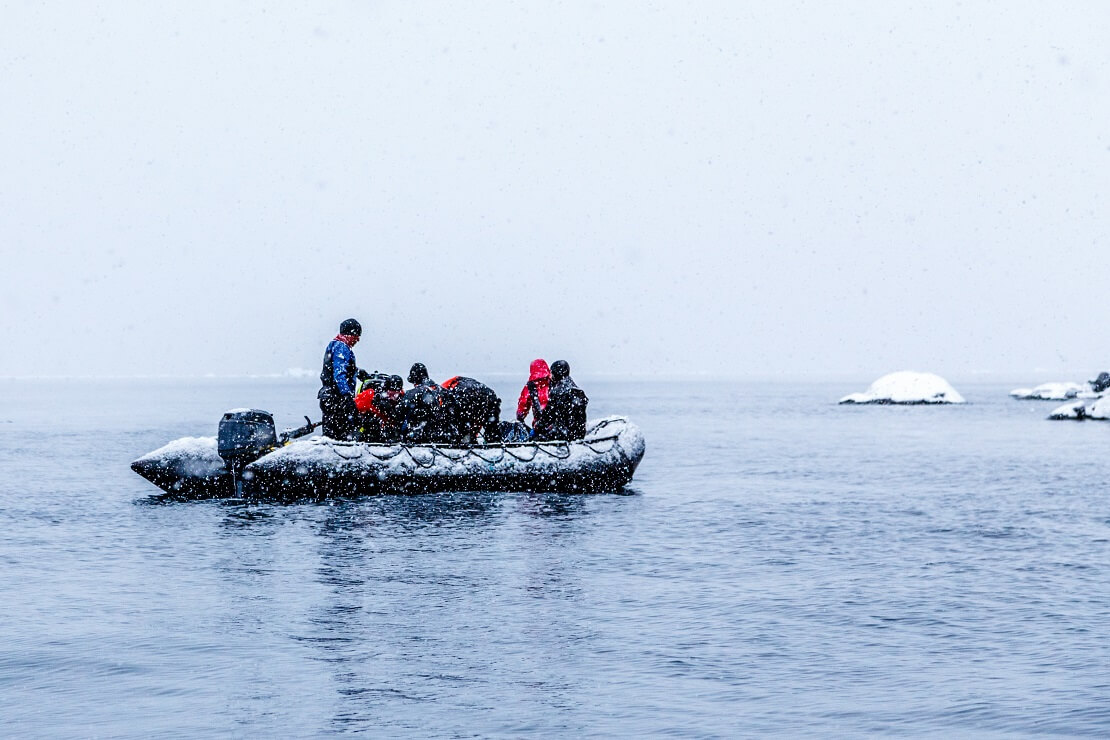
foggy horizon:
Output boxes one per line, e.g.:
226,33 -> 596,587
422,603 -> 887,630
4,2 -> 1108,383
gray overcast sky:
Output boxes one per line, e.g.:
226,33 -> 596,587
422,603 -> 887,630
2,1 -> 1108,380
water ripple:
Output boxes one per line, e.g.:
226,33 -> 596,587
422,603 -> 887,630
1,380 -> 1109,735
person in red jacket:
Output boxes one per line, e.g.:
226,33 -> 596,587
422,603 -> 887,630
516,359 -> 551,428
354,374 -> 405,442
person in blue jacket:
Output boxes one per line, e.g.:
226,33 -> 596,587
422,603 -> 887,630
317,318 -> 366,440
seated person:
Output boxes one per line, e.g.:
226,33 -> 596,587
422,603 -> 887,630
378,375 -> 406,441
442,376 -> 502,445
398,363 -> 454,443
516,359 -> 551,429
533,360 -> 589,441
355,373 -> 405,442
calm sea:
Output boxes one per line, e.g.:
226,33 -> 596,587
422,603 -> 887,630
1,378 -> 1108,737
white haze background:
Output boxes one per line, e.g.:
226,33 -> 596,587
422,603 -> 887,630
2,2 -> 1108,380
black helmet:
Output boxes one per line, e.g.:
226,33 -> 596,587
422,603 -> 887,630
551,360 -> 570,380
339,318 -> 362,337
387,375 -> 403,391
408,362 -> 429,384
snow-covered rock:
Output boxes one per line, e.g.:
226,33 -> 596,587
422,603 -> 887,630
1048,400 -> 1085,420
1048,395 -> 1110,420
839,371 -> 966,405
1009,382 -> 1085,401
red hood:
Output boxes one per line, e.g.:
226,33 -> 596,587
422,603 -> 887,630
528,359 -> 550,383
335,334 -> 360,348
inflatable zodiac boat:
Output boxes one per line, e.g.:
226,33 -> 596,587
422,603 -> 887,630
132,409 -> 646,501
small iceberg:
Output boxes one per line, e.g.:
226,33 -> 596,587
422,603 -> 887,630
1009,382 -> 1086,401
1048,395 -> 1110,421
839,371 -> 966,405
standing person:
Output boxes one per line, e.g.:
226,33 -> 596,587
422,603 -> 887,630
516,359 -> 551,429
441,376 -> 502,444
317,318 -> 365,440
534,360 -> 589,441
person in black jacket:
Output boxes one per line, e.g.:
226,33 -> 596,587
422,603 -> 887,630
533,360 -> 589,441
442,376 -> 502,445
398,363 -> 454,443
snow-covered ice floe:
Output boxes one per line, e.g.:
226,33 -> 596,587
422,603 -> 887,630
1048,396 -> 1110,420
1009,382 -> 1087,401
839,371 -> 966,405
132,416 -> 646,500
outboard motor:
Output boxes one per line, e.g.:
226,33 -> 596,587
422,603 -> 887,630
218,409 -> 278,474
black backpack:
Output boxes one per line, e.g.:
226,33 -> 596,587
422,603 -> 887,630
565,387 -> 588,439
411,383 -> 445,420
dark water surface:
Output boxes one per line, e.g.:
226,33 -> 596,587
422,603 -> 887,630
2,378 -> 1109,736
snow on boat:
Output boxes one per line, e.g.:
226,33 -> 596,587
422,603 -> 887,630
839,371 -> 966,405
132,414 -> 646,501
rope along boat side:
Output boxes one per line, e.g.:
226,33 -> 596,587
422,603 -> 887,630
132,415 -> 646,501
